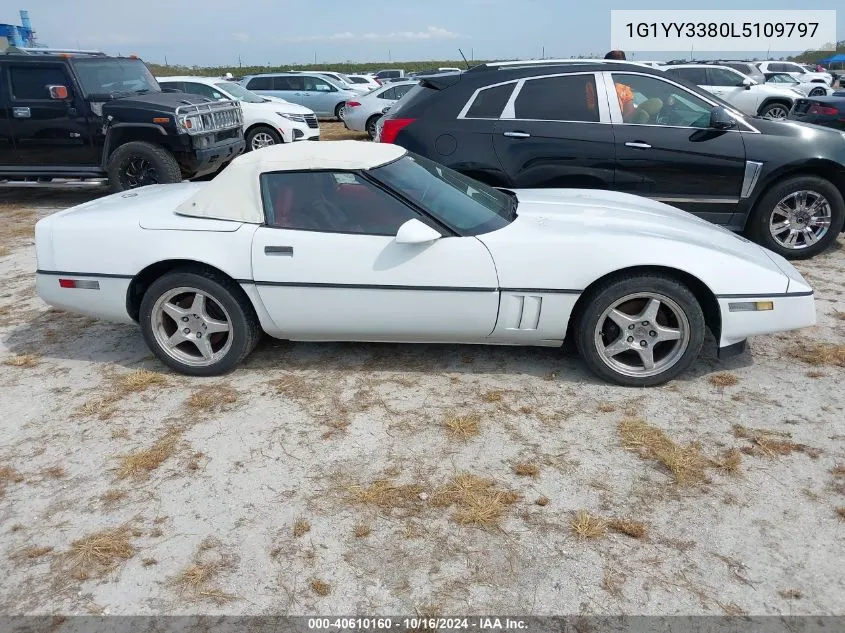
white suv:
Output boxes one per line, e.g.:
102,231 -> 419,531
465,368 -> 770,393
756,61 -> 833,86
157,76 -> 320,151
663,64 -> 804,119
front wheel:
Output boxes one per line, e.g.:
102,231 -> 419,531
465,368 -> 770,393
107,141 -> 182,191
759,101 -> 791,119
747,176 -> 845,259
574,275 -> 705,387
246,125 -> 282,152
139,269 -> 261,376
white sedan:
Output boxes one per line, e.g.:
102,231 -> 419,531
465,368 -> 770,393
34,142 -> 816,387
343,80 -> 418,138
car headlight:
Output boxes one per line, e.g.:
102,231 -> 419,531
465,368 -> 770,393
277,112 -> 306,123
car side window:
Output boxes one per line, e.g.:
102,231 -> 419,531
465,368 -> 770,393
611,73 -> 712,128
275,76 -> 302,91
246,76 -> 272,90
707,68 -> 743,87
513,74 -> 599,122
183,82 -> 225,100
463,83 -> 514,119
393,84 -> 413,99
261,171 -> 420,236
379,87 -> 397,100
9,66 -> 72,100
666,68 -> 707,85
304,76 -> 333,92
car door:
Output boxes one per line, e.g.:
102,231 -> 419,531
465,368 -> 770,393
705,67 -> 759,115
493,72 -> 616,188
0,64 -> 15,167
252,170 -> 500,340
300,75 -> 337,117
606,71 -> 748,226
7,62 -> 98,167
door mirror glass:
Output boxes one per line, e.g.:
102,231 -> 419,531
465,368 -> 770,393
710,106 -> 736,130
47,84 -> 69,100
741,78 -> 753,89
395,218 -> 441,244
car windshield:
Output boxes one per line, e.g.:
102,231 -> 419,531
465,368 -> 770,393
371,154 -> 514,235
71,58 -> 160,98
215,81 -> 265,103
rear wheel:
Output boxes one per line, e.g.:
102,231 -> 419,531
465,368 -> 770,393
139,269 -> 261,376
759,101 -> 791,119
574,275 -> 705,387
808,87 -> 827,97
246,125 -> 282,152
747,176 -> 845,259
335,103 -> 346,120
107,141 -> 182,191
365,115 -> 381,139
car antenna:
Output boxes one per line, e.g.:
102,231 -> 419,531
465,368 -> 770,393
458,48 -> 470,69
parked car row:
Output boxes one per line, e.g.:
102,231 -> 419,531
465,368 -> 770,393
378,59 -> 845,260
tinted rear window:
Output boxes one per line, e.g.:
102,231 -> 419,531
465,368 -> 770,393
465,83 -> 514,118
246,76 -> 272,90
665,67 -> 708,85
514,74 -> 599,122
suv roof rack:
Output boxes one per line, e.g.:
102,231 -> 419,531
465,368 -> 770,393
468,58 -> 663,72
1,46 -> 107,57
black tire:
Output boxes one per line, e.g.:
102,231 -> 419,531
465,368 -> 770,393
758,101 -> 791,119
245,125 -> 283,152
747,175 -> 845,260
573,274 -> 705,387
335,103 -> 346,121
107,141 -> 182,191
365,115 -> 382,139
808,87 -> 826,97
139,268 -> 262,376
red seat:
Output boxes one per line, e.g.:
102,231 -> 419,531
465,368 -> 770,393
272,186 -> 294,226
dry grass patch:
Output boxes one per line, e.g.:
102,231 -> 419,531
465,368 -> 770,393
11,546 -> 54,560
709,372 -> 739,387
62,524 -> 136,580
788,341 -> 845,367
619,418 -> 708,485
570,510 -> 607,539
114,369 -> 167,393
0,245 -> 9,257
712,448 -> 742,474
353,523 -> 371,538
74,395 -> 120,420
608,518 -> 647,539
4,353 -> 40,367
836,507 -> 845,520
832,465 -> 845,477
806,371 -> 826,378
115,427 -> 182,480
733,425 -> 814,458
100,489 -> 128,505
779,589 -> 803,600
142,558 -> 158,567
832,310 -> 845,321
431,473 -> 520,527
0,465 -> 25,497
292,519 -> 311,538
482,390 -> 503,403
43,466 -> 66,479
443,414 -> 480,440
346,478 -> 426,515
185,384 -> 239,413
597,403 -> 617,413
513,462 -> 540,478
173,541 -> 236,604
310,578 -> 331,596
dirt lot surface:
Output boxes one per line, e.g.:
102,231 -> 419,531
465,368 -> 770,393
1,147 -> 844,616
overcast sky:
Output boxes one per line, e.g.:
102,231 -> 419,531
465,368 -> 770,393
2,0 -> 843,67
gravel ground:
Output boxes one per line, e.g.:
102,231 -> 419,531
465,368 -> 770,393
0,169 -> 844,617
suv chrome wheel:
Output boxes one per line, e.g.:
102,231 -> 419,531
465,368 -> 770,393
250,131 -> 276,150
151,286 -> 233,368
762,104 -> 790,119
769,190 -> 832,250
593,292 -> 690,379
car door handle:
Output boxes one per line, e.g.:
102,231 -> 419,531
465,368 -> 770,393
12,107 -> 31,119
264,246 -> 293,256
503,131 -> 531,138
624,142 -> 652,149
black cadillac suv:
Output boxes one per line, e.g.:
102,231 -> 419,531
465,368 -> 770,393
380,60 -> 845,259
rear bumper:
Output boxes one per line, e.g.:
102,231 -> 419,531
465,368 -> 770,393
35,272 -> 135,325
718,292 -> 816,348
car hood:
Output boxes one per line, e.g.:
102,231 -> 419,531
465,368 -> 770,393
101,90 -> 215,114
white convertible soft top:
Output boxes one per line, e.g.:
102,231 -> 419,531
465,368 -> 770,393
176,140 -> 407,223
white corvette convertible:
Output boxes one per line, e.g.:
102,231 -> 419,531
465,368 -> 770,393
35,142 -> 816,386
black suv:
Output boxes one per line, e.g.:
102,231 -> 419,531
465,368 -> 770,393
0,47 -> 245,190
380,60 -> 845,259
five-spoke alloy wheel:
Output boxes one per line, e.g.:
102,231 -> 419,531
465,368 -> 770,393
140,269 -> 261,376
575,275 -> 705,387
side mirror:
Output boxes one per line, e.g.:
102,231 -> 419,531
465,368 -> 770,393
710,106 -> 737,130
395,218 -> 441,244
47,85 -> 69,100
741,78 -> 753,90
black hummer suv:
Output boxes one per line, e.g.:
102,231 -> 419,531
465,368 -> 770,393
0,47 -> 245,190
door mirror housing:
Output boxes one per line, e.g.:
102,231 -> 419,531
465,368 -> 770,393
395,219 -> 441,244
741,78 -> 754,90
710,106 -> 736,130
47,85 -> 69,100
